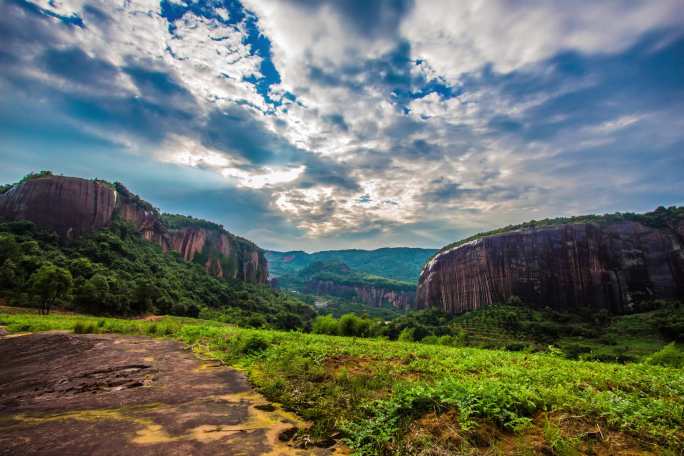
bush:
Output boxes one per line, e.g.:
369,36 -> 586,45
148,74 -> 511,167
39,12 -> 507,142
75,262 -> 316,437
505,342 -> 528,352
312,315 -> 339,335
421,335 -> 440,345
398,327 -> 415,342
645,342 -> 684,368
236,334 -> 271,355
74,321 -> 95,334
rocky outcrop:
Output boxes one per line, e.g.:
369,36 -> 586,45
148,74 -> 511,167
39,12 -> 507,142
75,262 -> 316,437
0,176 -> 119,239
417,220 -> 684,314
0,175 -> 267,284
304,280 -> 415,310
167,227 -> 268,283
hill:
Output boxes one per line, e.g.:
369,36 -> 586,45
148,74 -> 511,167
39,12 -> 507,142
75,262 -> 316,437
419,206 -> 684,315
0,172 -> 314,328
266,247 -> 437,282
0,171 -> 268,283
276,260 -> 416,310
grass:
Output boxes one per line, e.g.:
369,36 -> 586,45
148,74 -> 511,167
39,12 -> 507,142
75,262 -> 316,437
1,311 -> 683,454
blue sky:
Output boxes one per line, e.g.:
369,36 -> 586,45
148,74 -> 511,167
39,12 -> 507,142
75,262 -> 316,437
1,0 -> 683,251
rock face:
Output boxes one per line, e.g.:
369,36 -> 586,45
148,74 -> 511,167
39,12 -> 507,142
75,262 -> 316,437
0,175 -> 267,284
167,227 -> 267,283
417,221 -> 684,314
304,280 -> 415,310
0,176 -> 119,239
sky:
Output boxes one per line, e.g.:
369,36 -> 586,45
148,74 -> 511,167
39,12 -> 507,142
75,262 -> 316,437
1,0 -> 683,251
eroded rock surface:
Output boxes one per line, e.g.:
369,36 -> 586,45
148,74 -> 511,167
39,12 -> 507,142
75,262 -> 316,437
417,221 -> 684,314
0,332 -> 339,455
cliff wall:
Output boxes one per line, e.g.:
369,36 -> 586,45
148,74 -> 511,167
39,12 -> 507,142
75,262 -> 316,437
0,175 -> 267,284
417,220 -> 684,314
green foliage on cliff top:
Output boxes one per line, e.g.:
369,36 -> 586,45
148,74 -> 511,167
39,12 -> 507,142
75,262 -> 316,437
0,219 -> 313,330
161,213 -> 225,232
435,205 -> 684,258
3,312 -> 682,455
266,247 -> 437,283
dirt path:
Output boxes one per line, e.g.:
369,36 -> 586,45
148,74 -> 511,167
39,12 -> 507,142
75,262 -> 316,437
0,332 -> 342,455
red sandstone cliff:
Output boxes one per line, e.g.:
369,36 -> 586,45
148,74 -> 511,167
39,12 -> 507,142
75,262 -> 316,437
0,175 -> 268,284
417,220 -> 684,314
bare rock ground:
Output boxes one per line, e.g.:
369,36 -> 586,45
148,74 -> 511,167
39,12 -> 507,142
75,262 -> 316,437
0,332 -> 342,455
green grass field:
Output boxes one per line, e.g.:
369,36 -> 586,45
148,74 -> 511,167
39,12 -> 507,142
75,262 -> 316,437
1,310 -> 682,455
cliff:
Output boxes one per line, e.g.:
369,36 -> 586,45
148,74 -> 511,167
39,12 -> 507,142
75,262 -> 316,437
304,280 -> 416,310
417,210 -> 684,314
0,174 -> 267,284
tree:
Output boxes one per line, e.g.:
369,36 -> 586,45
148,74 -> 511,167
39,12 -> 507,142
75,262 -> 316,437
29,263 -> 73,315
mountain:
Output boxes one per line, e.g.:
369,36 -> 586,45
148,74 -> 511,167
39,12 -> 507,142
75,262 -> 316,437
266,247 -> 437,283
277,260 -> 416,310
0,172 -> 314,328
418,207 -> 684,315
0,172 -> 267,283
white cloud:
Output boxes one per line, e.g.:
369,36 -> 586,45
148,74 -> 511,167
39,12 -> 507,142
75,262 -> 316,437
17,0 -> 684,249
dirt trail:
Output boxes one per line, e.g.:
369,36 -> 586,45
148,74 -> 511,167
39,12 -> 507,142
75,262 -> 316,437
0,332 -> 343,455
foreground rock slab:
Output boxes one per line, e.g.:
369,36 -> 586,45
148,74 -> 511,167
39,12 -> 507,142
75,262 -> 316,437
0,332 -> 338,455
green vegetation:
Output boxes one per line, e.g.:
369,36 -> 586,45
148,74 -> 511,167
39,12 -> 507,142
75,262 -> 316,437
436,205 -> 684,257
307,301 -> 684,364
0,219 -> 314,330
2,311 -> 682,454
161,213 -> 225,232
315,296 -> 406,320
277,260 -> 414,295
266,247 -> 437,282
28,263 -> 73,314
274,260 -> 414,317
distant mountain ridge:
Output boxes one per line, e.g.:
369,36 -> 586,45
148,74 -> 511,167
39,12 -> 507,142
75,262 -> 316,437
266,247 -> 437,283
275,259 -> 416,310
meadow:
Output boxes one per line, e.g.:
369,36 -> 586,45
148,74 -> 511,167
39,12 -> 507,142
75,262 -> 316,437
1,310 -> 682,455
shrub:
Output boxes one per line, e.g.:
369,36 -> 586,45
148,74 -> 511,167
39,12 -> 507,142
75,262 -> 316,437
421,335 -> 440,345
398,327 -> 415,342
505,342 -> 528,352
235,334 -> 271,355
645,342 -> 684,368
312,315 -> 339,335
74,321 -> 95,334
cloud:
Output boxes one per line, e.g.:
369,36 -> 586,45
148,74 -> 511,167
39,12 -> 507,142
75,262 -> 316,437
1,0 -> 683,251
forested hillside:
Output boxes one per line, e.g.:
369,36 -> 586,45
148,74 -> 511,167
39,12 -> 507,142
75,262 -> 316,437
266,247 -> 437,282
0,219 -> 314,329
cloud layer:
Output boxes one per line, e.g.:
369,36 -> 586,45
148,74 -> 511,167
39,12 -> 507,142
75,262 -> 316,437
1,0 -> 683,250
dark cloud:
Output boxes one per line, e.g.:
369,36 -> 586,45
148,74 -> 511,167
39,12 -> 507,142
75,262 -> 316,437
40,47 -> 119,86
202,107 -> 295,164
468,29 -> 684,141
286,0 -> 414,38
424,178 -> 469,202
323,113 -> 349,132
296,155 -> 360,191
